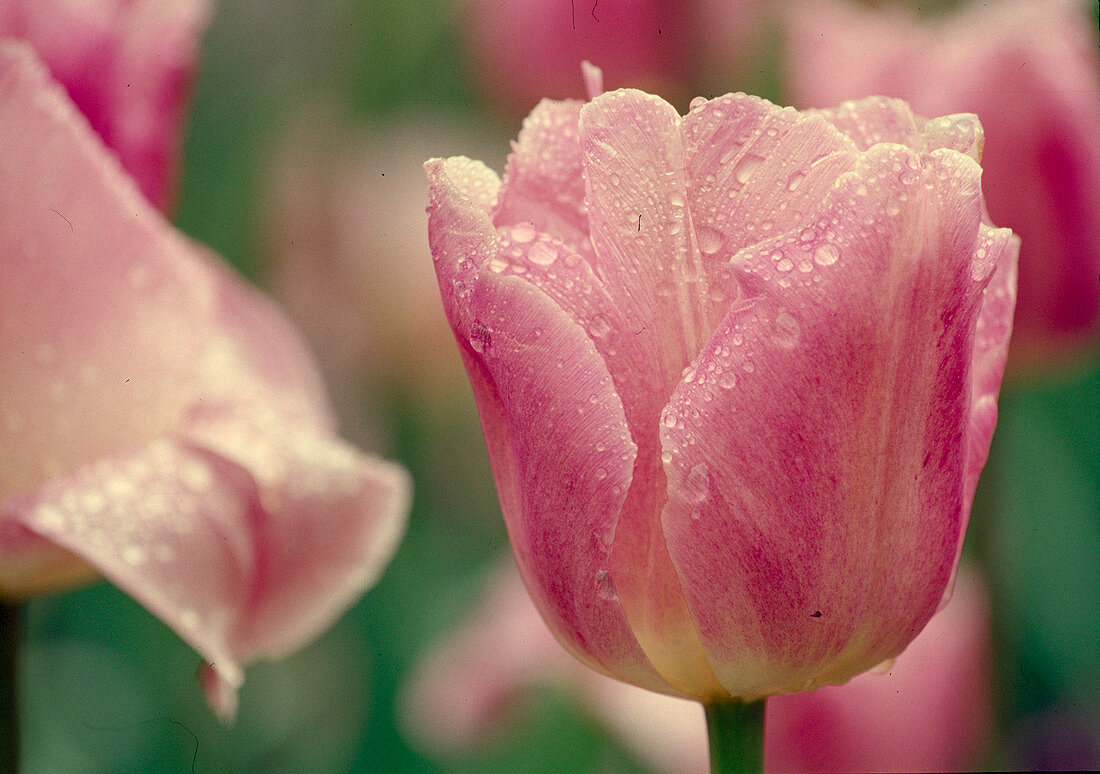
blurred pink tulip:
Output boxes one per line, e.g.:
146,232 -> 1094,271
785,0 -> 1100,365
262,112 -> 500,444
0,0 -> 211,212
460,0 -> 690,114
402,561 -> 991,773
426,67 -> 1017,701
0,43 -> 410,720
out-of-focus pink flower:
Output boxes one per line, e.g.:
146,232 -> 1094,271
785,0 -> 1100,364
402,561 -> 991,774
690,0 -> 769,94
460,0 -> 690,114
0,42 -> 410,720
262,112 -> 500,443
426,65 -> 1017,702
0,0 -> 211,211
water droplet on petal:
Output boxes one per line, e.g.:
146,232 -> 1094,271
718,371 -> 737,389
511,223 -> 537,243
594,569 -> 617,601
772,310 -> 801,348
733,153 -> 765,185
814,244 -> 840,266
528,241 -> 558,266
469,321 -> 491,353
589,314 -> 612,338
696,225 -> 724,255
684,464 -> 710,506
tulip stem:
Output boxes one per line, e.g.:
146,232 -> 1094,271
705,698 -> 765,774
1,601 -> 21,774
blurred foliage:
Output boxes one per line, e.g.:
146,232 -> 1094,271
17,0 -> 1100,771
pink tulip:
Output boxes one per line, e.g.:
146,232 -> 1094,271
0,43 -> 410,720
0,0 -> 211,211
426,65 -> 1018,701
460,0 -> 690,114
784,0 -> 1100,363
402,561 -> 991,773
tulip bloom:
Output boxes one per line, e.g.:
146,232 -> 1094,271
784,0 -> 1100,362
0,43 -> 410,719
0,0 -> 212,211
426,65 -> 1017,702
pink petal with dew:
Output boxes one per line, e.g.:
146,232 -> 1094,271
660,138 -> 1002,698
0,40 -> 216,508
0,0 -> 212,210
494,98 -> 594,264
578,89 -> 726,696
0,42 -> 411,719
426,157 -> 675,695
682,92 -> 858,324
786,0 -> 1100,359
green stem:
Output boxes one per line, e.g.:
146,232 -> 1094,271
1,601 -> 21,774
705,698 -> 766,774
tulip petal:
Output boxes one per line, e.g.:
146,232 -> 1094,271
426,157 -> 678,695
809,96 -> 924,152
0,41 -> 215,502
495,98 -> 594,262
578,90 -> 727,696
660,142 -> 997,698
787,0 -> 1100,357
682,93 -> 859,323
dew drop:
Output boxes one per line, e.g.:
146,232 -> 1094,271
594,568 -> 617,601
814,244 -> 840,266
733,153 -> 766,185
696,225 -> 724,255
589,314 -> 612,338
528,241 -> 558,266
776,256 -> 795,273
511,223 -> 537,243
718,371 -> 737,389
772,310 -> 801,348
684,464 -> 710,506
469,321 -> 492,353
121,544 -> 147,566
594,467 -> 608,480
787,170 -> 807,191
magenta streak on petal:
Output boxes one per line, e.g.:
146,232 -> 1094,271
426,158 -> 679,695
660,143 -> 997,699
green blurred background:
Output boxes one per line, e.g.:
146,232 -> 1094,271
17,0 -> 1100,771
